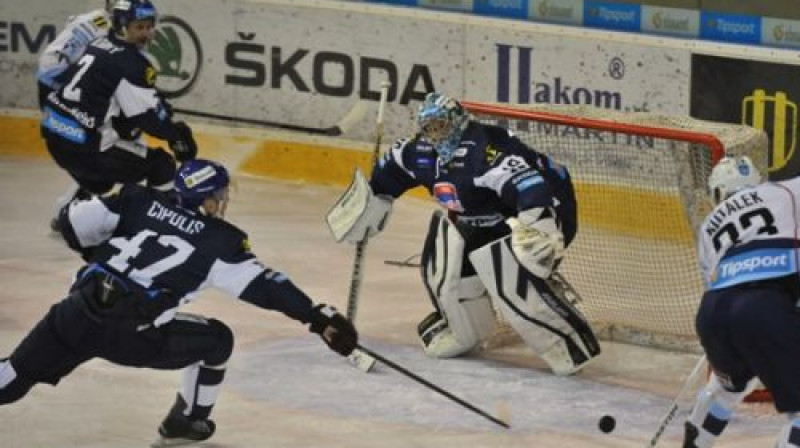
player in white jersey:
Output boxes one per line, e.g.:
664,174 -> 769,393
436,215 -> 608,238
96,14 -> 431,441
684,156 -> 800,447
36,1 -> 114,108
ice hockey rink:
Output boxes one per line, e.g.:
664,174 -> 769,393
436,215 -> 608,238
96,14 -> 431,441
0,155 -> 786,448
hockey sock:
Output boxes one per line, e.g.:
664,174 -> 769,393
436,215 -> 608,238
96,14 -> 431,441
685,374 -> 751,448
775,413 -> 800,448
180,362 -> 226,420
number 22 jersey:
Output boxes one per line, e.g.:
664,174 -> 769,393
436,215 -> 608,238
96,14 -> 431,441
698,177 -> 800,290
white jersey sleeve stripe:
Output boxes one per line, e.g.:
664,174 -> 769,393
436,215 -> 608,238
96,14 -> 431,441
207,257 -> 265,298
114,78 -> 161,118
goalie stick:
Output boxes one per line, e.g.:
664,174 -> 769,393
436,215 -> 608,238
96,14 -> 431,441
357,344 -> 510,429
173,100 -> 368,136
346,81 -> 390,322
644,354 -> 707,447
342,82 -> 390,373
384,253 -> 421,268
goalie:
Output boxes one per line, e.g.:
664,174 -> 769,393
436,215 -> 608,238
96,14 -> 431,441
328,92 -> 600,375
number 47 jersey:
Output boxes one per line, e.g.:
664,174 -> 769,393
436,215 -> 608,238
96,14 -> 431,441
60,184 -> 315,327
698,176 -> 800,291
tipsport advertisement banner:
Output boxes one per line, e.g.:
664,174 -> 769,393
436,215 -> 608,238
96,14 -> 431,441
691,54 -> 800,180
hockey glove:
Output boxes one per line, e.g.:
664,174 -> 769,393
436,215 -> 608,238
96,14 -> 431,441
169,121 -> 198,162
309,304 -> 358,356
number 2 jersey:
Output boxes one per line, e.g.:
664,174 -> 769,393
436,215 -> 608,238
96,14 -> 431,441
698,177 -> 800,290
41,32 -> 183,153
36,8 -> 110,90
60,184 -> 315,327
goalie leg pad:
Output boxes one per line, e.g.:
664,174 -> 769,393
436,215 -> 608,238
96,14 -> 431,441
418,211 -> 494,358
469,236 -> 601,375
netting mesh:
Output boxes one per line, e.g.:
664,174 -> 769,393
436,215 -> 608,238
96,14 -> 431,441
466,103 -> 768,352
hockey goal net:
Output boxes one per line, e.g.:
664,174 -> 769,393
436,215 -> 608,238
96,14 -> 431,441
461,101 -> 768,354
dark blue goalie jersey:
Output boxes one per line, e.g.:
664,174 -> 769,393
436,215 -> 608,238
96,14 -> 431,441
60,185 -> 314,326
41,33 -> 180,152
371,122 -> 574,230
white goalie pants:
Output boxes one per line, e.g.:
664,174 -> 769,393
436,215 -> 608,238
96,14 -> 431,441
469,235 -> 601,375
419,211 -> 600,374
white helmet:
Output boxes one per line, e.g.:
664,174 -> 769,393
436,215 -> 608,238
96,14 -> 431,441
707,155 -> 762,203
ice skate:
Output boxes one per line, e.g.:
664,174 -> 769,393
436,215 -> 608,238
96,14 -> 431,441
151,394 -> 215,447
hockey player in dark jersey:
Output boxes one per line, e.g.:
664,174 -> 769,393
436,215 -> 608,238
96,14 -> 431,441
0,159 -> 358,446
41,0 -> 196,223
683,156 -> 800,448
37,0 -> 114,109
37,0 -> 115,231
328,92 -> 599,375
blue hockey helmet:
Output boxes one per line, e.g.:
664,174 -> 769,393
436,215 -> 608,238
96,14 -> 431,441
175,159 -> 231,216
111,0 -> 157,34
416,92 -> 469,164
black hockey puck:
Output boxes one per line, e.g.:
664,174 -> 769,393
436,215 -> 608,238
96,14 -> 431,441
598,415 -> 615,433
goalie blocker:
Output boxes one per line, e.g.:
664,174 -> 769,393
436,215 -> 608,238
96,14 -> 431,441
418,211 -> 600,375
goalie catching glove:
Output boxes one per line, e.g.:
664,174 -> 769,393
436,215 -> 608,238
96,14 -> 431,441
309,304 -> 358,356
507,207 -> 564,279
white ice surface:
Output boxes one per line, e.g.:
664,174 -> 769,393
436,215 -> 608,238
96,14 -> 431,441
0,156 -> 785,447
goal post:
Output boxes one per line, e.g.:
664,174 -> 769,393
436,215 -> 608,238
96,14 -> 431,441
461,101 -> 768,353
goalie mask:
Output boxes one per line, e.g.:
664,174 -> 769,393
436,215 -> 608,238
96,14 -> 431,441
175,159 -> 231,217
416,92 -> 469,164
707,155 -> 762,203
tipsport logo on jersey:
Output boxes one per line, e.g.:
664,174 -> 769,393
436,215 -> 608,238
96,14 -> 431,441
149,16 -> 203,99
710,249 -> 796,290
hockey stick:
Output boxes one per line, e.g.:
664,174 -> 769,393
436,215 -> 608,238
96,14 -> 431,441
173,100 -> 368,136
384,253 -> 421,268
357,344 -> 510,429
342,82 -> 390,373
345,81 -> 390,322
644,354 -> 707,447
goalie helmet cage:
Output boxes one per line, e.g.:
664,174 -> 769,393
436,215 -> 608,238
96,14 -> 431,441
461,101 -> 770,402
460,101 -> 768,350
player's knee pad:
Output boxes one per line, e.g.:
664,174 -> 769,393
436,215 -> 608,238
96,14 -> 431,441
418,211 -> 495,358
0,359 -> 34,405
147,147 -> 177,191
469,236 -> 600,375
686,373 -> 755,447
205,319 -> 234,366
